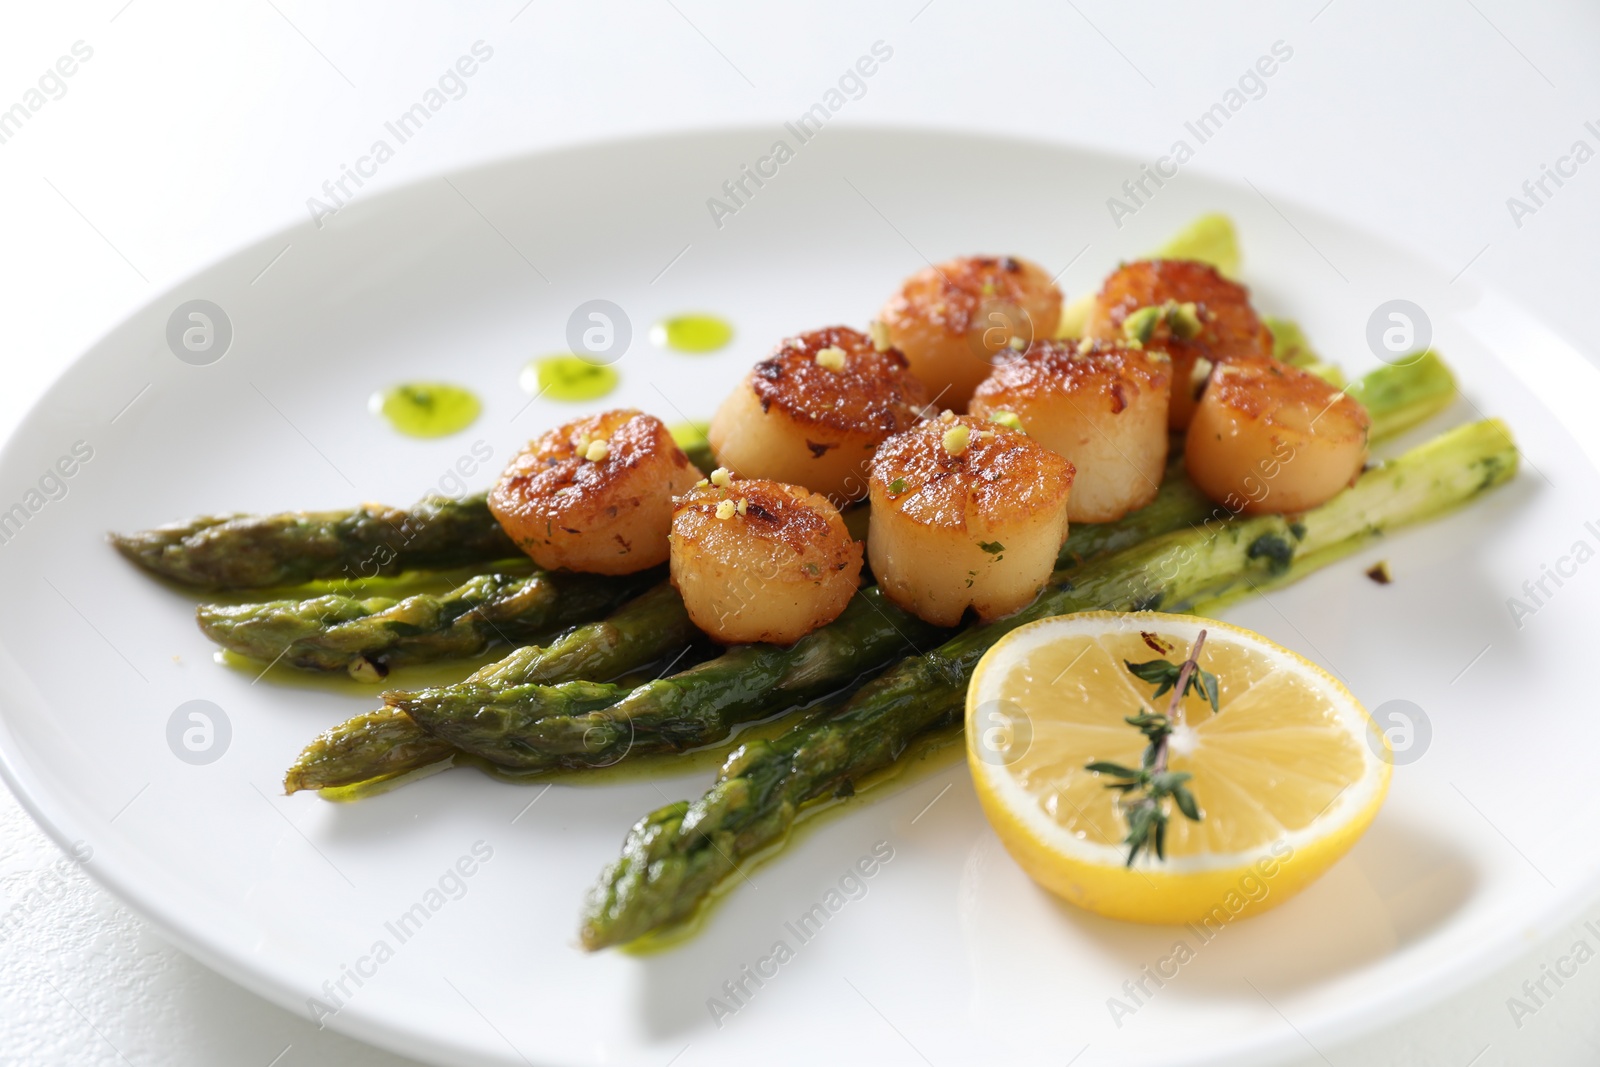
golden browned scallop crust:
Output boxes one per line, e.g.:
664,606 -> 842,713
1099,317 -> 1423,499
973,338 -> 1171,412
1203,355 -> 1363,427
671,480 -> 857,565
1086,259 -> 1273,429
870,414 -> 1075,532
489,409 -> 700,574
709,326 -> 929,503
748,326 -> 929,435
670,477 -> 862,644
878,255 -> 1063,409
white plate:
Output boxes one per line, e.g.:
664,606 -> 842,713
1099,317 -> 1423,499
1,128 -> 1595,1067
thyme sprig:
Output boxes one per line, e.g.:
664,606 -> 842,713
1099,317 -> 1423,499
1085,629 -> 1215,866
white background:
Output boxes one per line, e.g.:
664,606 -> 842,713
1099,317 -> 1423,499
2,1 -> 1599,1064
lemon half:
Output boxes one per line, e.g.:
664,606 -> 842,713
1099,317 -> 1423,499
966,611 -> 1390,925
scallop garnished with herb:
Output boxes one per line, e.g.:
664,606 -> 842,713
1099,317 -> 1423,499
1085,258 -> 1274,430
970,339 -> 1171,523
867,413 -> 1074,626
669,472 -> 863,645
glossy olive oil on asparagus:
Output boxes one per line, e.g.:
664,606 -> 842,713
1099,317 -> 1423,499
284,582 -> 704,792
197,568 -> 658,677
112,493 -> 518,591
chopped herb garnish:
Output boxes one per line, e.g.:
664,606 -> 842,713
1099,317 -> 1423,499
978,541 -> 1006,555
1123,655 -> 1219,714
1246,532 -> 1294,574
1088,630 -> 1215,865
1122,305 -> 1162,346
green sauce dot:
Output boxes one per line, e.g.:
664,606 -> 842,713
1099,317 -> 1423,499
524,354 -> 620,402
651,314 -> 734,354
372,381 -> 480,438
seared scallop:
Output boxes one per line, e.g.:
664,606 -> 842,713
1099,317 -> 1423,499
489,409 -> 701,574
1085,258 -> 1273,431
1185,357 -> 1370,515
708,327 -> 929,504
970,339 -> 1171,523
876,255 -> 1062,410
670,474 -> 863,645
868,414 -> 1074,626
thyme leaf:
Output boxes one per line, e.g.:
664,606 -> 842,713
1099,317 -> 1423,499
1090,630 -> 1216,865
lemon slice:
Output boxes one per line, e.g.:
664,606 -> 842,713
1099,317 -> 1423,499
966,611 -> 1390,924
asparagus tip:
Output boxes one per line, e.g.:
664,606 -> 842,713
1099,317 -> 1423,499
107,531 -> 148,566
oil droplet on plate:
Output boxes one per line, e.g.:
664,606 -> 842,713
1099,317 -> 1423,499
522,354 -> 621,402
668,420 -> 711,452
370,381 -> 481,437
668,419 -> 714,472
650,314 -> 734,354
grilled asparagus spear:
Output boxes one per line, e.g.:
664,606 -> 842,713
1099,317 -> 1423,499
283,582 -> 699,792
198,568 -> 656,675
400,586 -> 945,772
283,707 -> 456,795
579,419 -> 1517,949
1348,349 -> 1457,440
403,581 -> 696,694
111,493 -> 517,591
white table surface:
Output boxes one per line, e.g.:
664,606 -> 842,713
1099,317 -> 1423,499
2,2 -> 1599,1064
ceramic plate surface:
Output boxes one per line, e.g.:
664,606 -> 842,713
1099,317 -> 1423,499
1,128 -> 1596,1066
